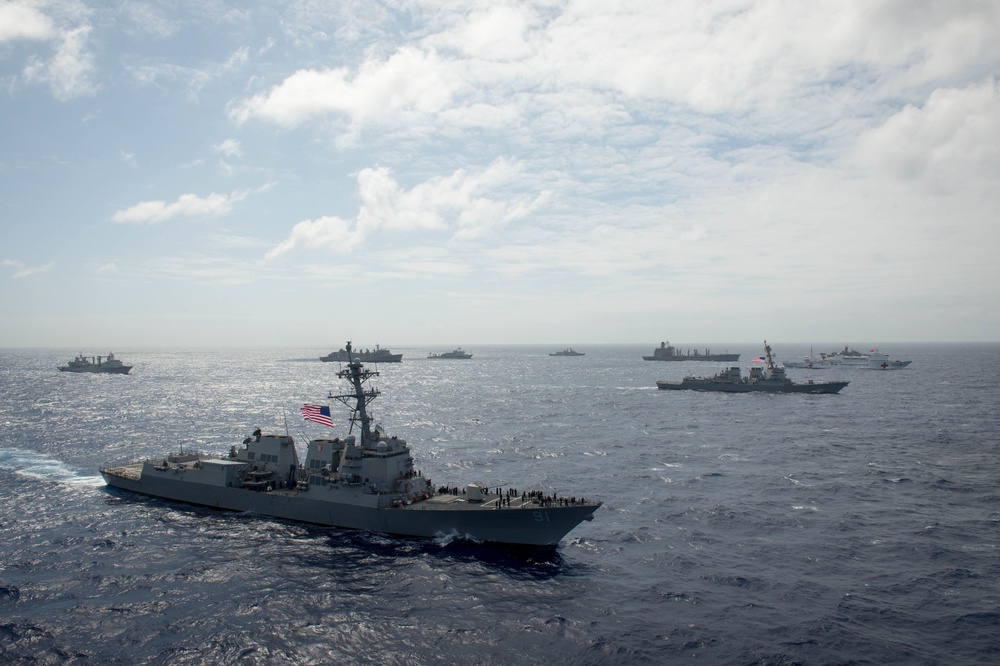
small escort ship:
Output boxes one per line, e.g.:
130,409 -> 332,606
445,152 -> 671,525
58,352 -> 132,374
427,348 -> 472,359
101,343 -> 599,546
643,341 -> 739,362
320,344 -> 401,363
656,342 -> 849,394
549,348 -> 584,356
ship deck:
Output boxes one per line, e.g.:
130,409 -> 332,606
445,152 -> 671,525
101,464 -> 142,481
408,493 -> 598,512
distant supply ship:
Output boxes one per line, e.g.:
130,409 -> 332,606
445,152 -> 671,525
321,345 -> 401,363
643,341 -> 739,362
101,342 -> 600,547
427,349 -> 472,359
656,342 -> 849,394
58,352 -> 132,374
549,348 -> 584,356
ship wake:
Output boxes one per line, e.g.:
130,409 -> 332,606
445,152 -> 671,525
0,447 -> 105,486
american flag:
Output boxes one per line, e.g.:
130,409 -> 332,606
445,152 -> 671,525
301,404 -> 334,428
751,356 -> 766,363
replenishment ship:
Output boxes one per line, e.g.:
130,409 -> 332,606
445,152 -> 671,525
643,341 -> 739,362
58,352 -> 132,374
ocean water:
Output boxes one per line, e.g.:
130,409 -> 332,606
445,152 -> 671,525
1,343 -> 998,665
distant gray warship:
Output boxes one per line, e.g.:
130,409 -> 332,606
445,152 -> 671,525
58,352 -> 132,374
549,348 -> 584,356
656,342 -> 849,394
643,341 -> 739,362
427,348 -> 472,359
320,344 -> 401,363
102,342 -> 599,546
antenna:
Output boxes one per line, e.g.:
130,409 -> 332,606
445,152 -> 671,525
328,341 -> 380,446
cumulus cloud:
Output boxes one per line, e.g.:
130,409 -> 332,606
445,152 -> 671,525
266,159 -> 546,259
265,215 -> 360,260
230,46 -> 459,127
231,0 -> 1000,139
427,4 -> 536,61
112,189 -> 253,224
856,80 -> 1000,189
0,1 -> 55,41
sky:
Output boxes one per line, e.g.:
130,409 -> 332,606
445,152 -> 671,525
1,0 -> 999,348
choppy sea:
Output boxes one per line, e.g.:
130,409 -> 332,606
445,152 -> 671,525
1,343 -> 998,665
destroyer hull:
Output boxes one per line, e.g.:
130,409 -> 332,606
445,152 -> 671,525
102,467 -> 597,547
656,380 -> 848,394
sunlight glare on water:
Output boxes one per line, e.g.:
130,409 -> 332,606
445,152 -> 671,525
1,343 -> 999,664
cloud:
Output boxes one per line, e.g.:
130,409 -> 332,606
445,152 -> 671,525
213,139 -> 243,158
427,4 -> 536,61
124,255 -> 267,286
127,46 -> 249,100
206,233 -> 268,249
111,189 -> 252,224
229,1 -> 1000,147
22,23 -> 97,100
0,1 -> 55,41
119,0 -> 180,38
856,80 -> 1000,190
3,259 -> 54,279
265,159 -> 545,259
265,215 -> 360,260
230,46 -> 458,127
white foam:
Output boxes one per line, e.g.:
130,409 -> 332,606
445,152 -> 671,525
0,447 -> 105,487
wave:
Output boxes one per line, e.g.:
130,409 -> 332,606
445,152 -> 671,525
0,447 -> 105,486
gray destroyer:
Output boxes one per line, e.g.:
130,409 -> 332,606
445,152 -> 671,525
59,352 -> 132,374
643,341 -> 739,362
656,342 -> 849,394
101,343 -> 599,546
427,348 -> 472,359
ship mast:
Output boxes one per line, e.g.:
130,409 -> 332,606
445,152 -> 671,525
762,340 -> 780,378
328,341 -> 380,446
764,341 -> 776,369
